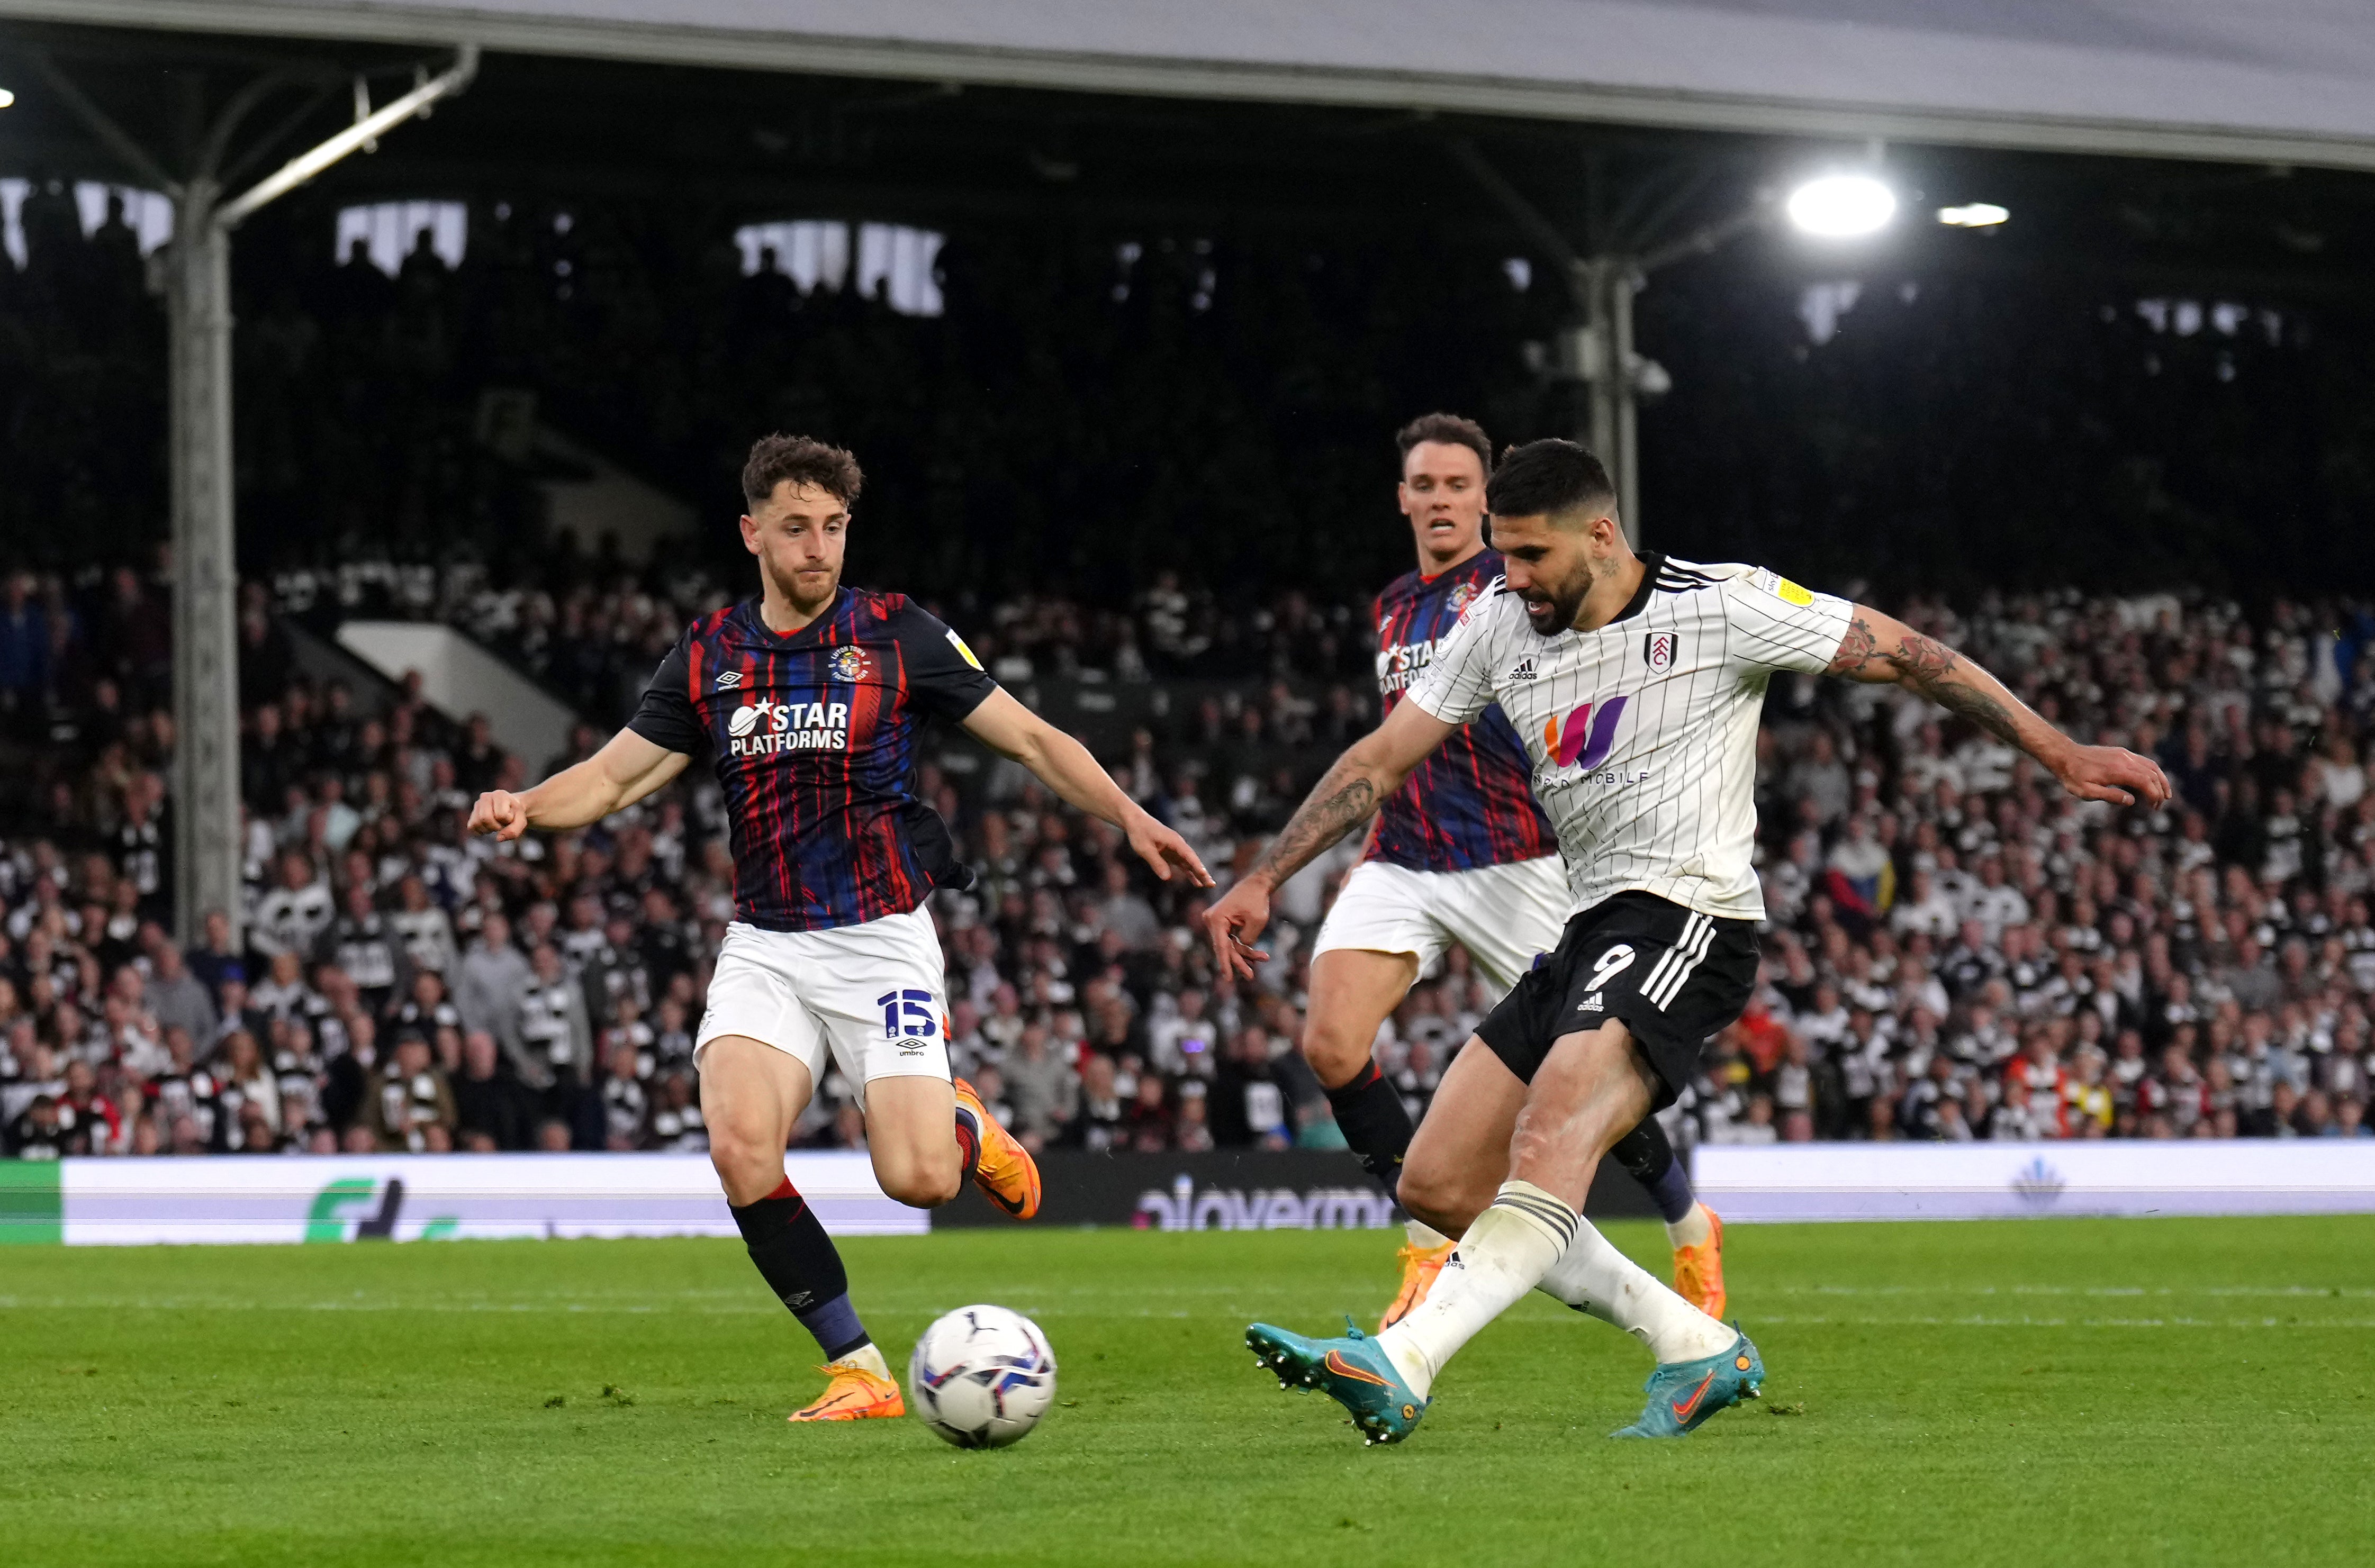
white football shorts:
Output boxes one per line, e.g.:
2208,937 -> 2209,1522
695,907 -> 952,1105
1311,856 -> 1570,993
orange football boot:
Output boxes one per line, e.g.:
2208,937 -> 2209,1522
1671,1206 -> 1727,1318
787,1362 -> 905,1423
1378,1238 -> 1458,1331
954,1077 -> 1042,1220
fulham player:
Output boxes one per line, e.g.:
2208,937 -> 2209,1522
471,435 -> 1209,1424
1300,413 -> 1727,1327
1212,439 -> 2166,1444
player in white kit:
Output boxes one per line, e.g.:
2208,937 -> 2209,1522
1210,439 -> 2168,1444
1290,413 -> 1726,1328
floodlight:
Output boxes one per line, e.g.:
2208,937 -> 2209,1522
0,88 -> 15,110
1937,203 -> 2010,228
1785,174 -> 1897,238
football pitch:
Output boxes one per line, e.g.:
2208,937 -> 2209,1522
4,1216 -> 2370,1567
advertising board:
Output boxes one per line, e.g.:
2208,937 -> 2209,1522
1694,1139 -> 2375,1222
0,1153 -> 917,1245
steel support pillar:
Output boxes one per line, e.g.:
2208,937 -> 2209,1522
1573,259 -> 1643,546
168,178 -> 246,945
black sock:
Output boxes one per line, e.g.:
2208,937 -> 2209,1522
1325,1062 -> 1416,1192
1609,1116 -> 1696,1226
730,1179 -> 871,1361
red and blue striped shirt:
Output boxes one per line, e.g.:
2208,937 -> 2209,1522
628,589 -> 995,931
1365,550 -> 1558,873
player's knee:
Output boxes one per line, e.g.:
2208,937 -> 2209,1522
1299,1016 -> 1373,1089
708,1129 -> 784,1207
1395,1165 -> 1474,1234
875,1147 -> 962,1209
1504,1110 -> 1559,1178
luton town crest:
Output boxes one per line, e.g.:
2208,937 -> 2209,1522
829,645 -> 872,682
1446,582 -> 1481,618
1642,630 -> 1682,674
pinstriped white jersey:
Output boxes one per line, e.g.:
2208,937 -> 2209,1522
1407,554 -> 1854,922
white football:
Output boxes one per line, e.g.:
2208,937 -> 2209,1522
727,703 -> 761,738
907,1304 -> 1057,1449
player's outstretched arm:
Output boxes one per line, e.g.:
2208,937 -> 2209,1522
1202,699 -> 1457,980
467,728 -> 690,840
960,689 -> 1213,887
1825,605 -> 2171,809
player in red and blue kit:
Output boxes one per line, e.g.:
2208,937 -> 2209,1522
1233,414 -> 1726,1327
471,435 -> 1209,1425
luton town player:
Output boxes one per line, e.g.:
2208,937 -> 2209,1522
469,435 -> 1211,1422
1292,414 -> 1727,1329
1212,439 -> 2166,1443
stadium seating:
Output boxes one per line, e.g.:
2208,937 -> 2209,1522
6,551 -> 2375,1159
7,181 -> 2374,1161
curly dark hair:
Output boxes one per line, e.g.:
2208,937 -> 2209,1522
741,433 -> 864,510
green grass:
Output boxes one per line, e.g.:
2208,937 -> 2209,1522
4,1217 -> 2372,1566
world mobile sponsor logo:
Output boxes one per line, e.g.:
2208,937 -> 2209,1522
1542,694 -> 1630,770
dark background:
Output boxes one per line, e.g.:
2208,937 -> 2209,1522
5,26 -> 2374,605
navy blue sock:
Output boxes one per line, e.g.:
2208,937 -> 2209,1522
730,1179 -> 872,1361
1610,1117 -> 1696,1226
952,1102 -> 982,1180
1324,1061 -> 1415,1192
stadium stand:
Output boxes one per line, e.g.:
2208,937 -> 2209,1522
6,157 -> 2375,1164
7,543 -> 2375,1159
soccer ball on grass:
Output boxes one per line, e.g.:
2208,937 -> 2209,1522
907,1304 -> 1056,1448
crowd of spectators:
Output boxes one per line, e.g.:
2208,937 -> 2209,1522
8,552 -> 2375,1161
263,558 -> 1381,722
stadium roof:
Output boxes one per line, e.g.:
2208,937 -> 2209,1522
11,0 -> 2375,173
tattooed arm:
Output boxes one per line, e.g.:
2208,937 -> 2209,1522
1202,698 -> 1457,980
1826,605 -> 2171,809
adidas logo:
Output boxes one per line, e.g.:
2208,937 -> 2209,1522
1509,658 -> 1537,682
1577,993 -> 1604,1012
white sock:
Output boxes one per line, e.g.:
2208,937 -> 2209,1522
1405,1218 -> 1451,1249
833,1342 -> 891,1380
1665,1202 -> 1712,1250
1535,1222 -> 1735,1364
1376,1181 -> 1576,1399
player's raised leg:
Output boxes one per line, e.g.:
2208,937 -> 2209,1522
861,1074 -> 964,1206
700,1034 -> 906,1422
808,905 -> 1043,1221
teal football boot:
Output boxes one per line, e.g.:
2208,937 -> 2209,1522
1246,1319 -> 1429,1446
1611,1328 -> 1765,1438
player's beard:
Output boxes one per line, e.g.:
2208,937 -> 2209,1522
768,558 -> 842,618
1521,560 -> 1594,635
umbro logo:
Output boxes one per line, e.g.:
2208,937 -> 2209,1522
715,671 -> 744,689
1509,658 -> 1537,682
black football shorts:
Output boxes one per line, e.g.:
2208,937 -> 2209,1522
1476,891 -> 1759,1109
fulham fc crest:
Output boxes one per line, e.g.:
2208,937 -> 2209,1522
1643,630 -> 1683,674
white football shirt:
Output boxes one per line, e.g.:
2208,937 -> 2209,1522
1407,554 -> 1854,921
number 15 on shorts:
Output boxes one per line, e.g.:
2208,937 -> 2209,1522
878,989 -> 940,1038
